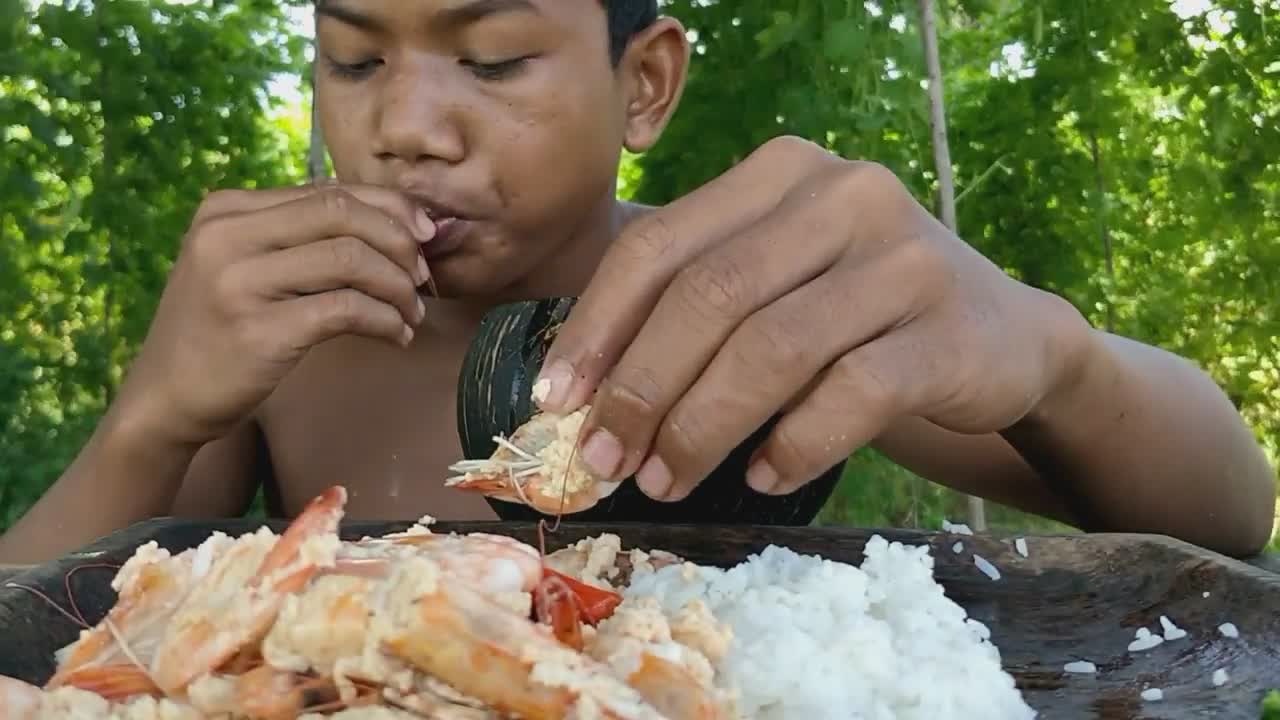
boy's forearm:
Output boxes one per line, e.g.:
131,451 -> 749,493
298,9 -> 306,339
0,404 -> 200,564
1003,329 -> 1277,557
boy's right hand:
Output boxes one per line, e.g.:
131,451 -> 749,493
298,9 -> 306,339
118,183 -> 436,447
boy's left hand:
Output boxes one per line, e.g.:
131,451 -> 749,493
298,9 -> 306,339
535,136 -> 1091,501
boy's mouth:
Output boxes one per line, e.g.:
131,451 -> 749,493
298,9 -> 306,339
410,196 -> 473,259
424,215 -> 468,259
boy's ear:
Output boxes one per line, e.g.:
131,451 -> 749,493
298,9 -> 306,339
618,16 -> 690,154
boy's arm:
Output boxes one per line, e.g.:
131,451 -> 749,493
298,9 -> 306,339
170,418 -> 267,520
0,409 -> 260,564
874,329 -> 1277,558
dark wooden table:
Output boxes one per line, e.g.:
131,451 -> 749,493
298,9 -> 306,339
3,552 -> 1277,585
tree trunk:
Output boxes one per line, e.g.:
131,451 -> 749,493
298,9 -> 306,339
1089,129 -> 1114,332
307,7 -> 328,182
919,0 -> 986,531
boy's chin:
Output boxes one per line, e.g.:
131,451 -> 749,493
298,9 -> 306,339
423,252 -> 541,303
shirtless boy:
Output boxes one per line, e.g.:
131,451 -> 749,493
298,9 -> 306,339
0,0 -> 1274,563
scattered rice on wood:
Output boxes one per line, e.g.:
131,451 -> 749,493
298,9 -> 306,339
974,554 -> 1001,581
1014,538 -> 1028,557
1218,622 -> 1239,639
1160,615 -> 1188,641
1213,668 -> 1229,687
1128,627 -> 1164,652
1141,688 -> 1164,701
942,519 -> 974,535
1063,661 -> 1097,674
952,541 -> 964,554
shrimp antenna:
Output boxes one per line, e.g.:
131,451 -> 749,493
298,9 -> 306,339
4,583 -> 90,629
3,562 -> 120,630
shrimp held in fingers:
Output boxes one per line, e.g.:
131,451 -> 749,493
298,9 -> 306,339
445,407 -> 622,515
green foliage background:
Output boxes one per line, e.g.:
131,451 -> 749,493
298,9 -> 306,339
1,0 -> 1277,546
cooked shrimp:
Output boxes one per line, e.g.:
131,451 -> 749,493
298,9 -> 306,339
342,531 -> 543,596
148,485 -> 347,694
0,675 -> 42,720
587,598 -> 736,720
378,556 -> 667,720
445,406 -> 623,515
47,536 -> 233,690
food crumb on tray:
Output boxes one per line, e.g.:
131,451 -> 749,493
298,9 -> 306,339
974,554 -> 1001,580
1064,660 -> 1098,674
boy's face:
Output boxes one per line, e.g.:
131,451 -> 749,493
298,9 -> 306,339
314,0 -> 685,299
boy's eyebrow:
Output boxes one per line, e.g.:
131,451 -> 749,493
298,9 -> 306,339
436,0 -> 542,27
315,2 -> 386,33
317,0 -> 541,34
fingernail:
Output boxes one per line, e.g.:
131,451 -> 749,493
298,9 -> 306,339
415,208 -> 436,240
535,359 -> 574,409
580,429 -> 623,479
417,254 -> 431,285
746,459 -> 780,494
415,296 -> 426,322
636,455 -> 674,500
399,325 -> 414,348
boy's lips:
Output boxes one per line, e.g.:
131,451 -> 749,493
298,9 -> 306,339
404,193 -> 476,259
422,215 -> 470,259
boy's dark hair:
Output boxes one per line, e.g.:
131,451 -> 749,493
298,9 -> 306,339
311,1 -> 659,67
605,0 -> 660,65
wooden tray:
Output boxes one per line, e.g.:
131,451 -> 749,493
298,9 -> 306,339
1,518 -> 1277,719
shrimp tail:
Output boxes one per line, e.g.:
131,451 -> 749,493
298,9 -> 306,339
257,485 -> 348,589
534,572 -> 586,651
541,568 -> 622,625
52,663 -> 162,701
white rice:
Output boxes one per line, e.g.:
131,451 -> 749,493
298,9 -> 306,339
1063,660 -> 1097,674
1014,538 -> 1028,557
624,536 -> 1036,720
942,520 -> 975,536
1218,622 -> 1239,638
1212,668 -> 1229,687
952,541 -> 964,554
1141,688 -> 1164,701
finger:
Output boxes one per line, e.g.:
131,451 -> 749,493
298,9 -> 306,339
635,260 -> 910,501
237,236 -> 426,328
197,183 -> 437,244
746,329 -> 936,496
574,191 -> 852,484
275,288 -> 414,352
535,137 -> 843,413
211,187 -> 433,288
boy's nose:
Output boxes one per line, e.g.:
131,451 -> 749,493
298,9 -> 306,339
373,65 -> 466,167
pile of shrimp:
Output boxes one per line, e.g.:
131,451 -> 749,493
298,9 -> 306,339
0,487 -> 737,720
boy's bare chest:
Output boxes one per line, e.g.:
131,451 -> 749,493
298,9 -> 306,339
256,336 -> 498,522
